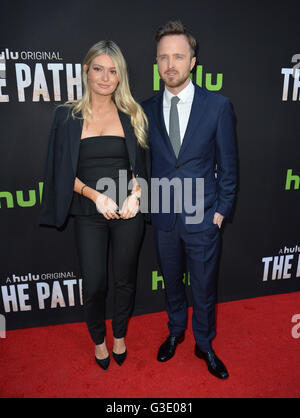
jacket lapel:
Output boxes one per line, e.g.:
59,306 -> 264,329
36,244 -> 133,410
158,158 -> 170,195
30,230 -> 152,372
152,91 -> 177,160
178,85 -> 208,159
68,110 -> 83,175
118,110 -> 136,172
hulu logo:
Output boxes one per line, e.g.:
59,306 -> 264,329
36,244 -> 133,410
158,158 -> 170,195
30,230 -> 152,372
153,64 -> 223,91
285,169 -> 300,190
0,182 -> 43,209
152,270 -> 190,291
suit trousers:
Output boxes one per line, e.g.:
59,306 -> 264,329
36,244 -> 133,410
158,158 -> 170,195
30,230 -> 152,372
154,215 -> 220,352
74,212 -> 144,345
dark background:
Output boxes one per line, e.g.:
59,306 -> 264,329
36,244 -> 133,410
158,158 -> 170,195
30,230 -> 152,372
0,0 -> 299,330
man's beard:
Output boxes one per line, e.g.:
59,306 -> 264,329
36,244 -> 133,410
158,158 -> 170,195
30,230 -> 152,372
161,71 -> 190,90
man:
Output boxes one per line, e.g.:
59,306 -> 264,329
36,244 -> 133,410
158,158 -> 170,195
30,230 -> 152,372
142,21 -> 237,379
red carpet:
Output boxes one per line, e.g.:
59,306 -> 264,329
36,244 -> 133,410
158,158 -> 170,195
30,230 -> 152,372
1,292 -> 300,398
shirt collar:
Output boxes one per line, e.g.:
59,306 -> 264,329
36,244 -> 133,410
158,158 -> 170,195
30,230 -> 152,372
164,80 -> 195,105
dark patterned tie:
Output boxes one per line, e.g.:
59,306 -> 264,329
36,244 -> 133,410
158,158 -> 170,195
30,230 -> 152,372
169,96 -> 181,158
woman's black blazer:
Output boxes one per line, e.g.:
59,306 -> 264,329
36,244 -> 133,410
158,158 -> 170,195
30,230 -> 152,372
39,105 -> 150,228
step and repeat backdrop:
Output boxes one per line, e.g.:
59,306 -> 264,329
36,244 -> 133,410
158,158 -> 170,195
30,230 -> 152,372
0,0 -> 299,330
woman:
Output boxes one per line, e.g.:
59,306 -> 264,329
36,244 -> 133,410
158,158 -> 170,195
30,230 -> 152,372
40,40 -> 149,370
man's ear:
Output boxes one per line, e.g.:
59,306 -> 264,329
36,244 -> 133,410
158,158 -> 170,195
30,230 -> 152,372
190,56 -> 196,71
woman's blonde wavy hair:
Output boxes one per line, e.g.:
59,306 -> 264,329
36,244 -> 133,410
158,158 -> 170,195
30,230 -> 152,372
66,40 -> 148,148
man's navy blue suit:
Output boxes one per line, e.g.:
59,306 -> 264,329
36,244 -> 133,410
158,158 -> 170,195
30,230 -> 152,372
142,83 -> 237,351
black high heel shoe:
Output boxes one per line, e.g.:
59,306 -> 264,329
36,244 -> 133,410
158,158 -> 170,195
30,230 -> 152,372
112,349 -> 127,366
95,354 -> 110,370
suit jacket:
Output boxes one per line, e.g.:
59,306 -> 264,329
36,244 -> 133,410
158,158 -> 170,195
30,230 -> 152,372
39,105 -> 150,228
142,83 -> 237,232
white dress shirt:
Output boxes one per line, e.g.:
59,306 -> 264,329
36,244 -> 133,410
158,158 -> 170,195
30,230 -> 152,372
163,80 -> 195,143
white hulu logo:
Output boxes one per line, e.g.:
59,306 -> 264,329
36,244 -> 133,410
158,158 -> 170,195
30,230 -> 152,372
0,58 -> 5,78
0,314 -> 6,338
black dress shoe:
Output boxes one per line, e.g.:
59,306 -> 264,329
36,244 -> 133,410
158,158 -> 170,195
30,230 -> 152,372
112,350 -> 127,366
95,355 -> 110,370
195,345 -> 229,379
157,334 -> 184,362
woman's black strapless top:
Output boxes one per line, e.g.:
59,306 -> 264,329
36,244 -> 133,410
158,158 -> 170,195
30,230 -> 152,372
69,136 -> 132,215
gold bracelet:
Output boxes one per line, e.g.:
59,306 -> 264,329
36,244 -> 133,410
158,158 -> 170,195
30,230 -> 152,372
81,185 -> 87,196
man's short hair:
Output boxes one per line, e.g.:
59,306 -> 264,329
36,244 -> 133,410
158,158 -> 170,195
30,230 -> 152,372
155,20 -> 198,58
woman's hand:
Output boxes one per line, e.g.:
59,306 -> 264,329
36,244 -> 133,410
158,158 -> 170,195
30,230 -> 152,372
119,194 -> 140,219
95,193 -> 120,220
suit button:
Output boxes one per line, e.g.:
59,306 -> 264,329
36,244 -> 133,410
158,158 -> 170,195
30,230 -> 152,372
175,165 -> 180,169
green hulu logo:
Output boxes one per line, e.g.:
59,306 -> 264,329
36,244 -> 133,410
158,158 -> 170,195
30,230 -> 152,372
152,270 -> 190,291
0,182 -> 44,209
153,64 -> 223,91
285,169 -> 300,190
